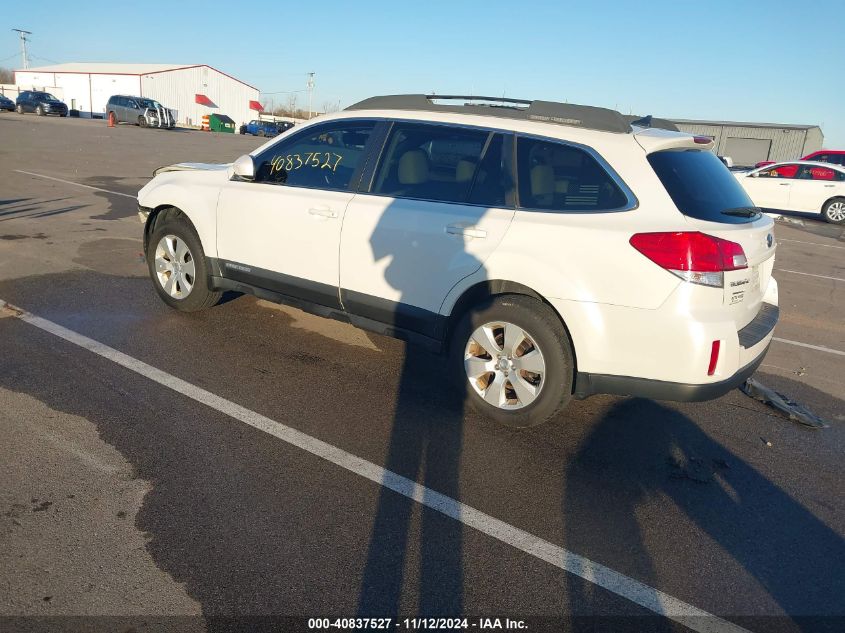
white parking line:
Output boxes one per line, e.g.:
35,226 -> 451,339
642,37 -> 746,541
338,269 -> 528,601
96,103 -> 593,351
13,169 -> 136,199
0,299 -> 747,633
775,269 -> 845,283
777,238 -> 845,251
773,337 -> 845,357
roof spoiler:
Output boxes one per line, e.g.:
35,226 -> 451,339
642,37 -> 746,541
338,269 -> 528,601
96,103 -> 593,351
626,114 -> 680,132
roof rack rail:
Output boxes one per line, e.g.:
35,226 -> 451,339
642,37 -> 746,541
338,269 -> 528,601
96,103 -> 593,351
345,94 -> 633,134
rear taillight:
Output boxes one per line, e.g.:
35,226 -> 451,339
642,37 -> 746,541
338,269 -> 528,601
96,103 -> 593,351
629,231 -> 748,288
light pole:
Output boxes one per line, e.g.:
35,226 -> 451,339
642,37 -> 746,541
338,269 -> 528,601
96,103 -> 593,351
306,72 -> 315,119
12,29 -> 31,69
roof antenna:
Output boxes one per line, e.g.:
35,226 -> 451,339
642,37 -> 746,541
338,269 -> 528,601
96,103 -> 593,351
631,114 -> 653,128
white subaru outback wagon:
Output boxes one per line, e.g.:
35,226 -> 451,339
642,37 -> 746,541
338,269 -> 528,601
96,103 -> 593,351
138,94 -> 779,428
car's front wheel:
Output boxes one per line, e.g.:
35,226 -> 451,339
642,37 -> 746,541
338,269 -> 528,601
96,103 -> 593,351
823,198 -> 845,224
16,104 -> 24,114
451,295 -> 574,428
146,212 -> 221,312
36,105 -> 44,116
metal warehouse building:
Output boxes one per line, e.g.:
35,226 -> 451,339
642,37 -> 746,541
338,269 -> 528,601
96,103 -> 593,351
670,119 -> 823,167
14,63 -> 261,128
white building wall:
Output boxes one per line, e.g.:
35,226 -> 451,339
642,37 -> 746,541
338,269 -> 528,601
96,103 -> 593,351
15,65 -> 257,123
90,74 -> 142,117
14,70 -> 140,117
141,66 -> 259,128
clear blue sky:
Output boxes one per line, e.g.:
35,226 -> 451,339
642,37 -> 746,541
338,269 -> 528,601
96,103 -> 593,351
4,0 -> 844,146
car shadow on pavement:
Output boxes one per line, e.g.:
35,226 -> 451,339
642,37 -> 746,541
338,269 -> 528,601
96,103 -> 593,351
356,197 -> 471,618
563,393 -> 845,633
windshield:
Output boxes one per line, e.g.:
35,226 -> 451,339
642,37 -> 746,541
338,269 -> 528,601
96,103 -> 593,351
138,98 -> 162,109
648,149 -> 758,224
38,93 -> 60,102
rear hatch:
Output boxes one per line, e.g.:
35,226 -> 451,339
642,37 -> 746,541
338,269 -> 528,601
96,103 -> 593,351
644,139 -> 776,330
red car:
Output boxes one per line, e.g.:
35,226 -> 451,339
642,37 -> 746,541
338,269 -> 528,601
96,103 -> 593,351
755,149 -> 845,169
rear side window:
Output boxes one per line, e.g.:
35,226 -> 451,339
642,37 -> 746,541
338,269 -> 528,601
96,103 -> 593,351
372,123 -> 514,207
648,149 -> 758,224
516,136 -> 628,212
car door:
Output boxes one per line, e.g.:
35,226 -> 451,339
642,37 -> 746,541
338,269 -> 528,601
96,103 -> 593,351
788,164 -> 840,212
339,121 -> 516,339
215,119 -> 378,310
741,164 -> 796,209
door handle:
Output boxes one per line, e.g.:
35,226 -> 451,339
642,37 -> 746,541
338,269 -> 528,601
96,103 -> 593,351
446,225 -> 487,239
308,207 -> 337,219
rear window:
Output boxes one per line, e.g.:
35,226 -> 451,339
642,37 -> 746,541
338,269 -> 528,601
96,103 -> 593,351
648,149 -> 758,224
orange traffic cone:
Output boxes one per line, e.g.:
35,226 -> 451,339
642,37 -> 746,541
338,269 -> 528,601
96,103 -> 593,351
108,112 -> 115,127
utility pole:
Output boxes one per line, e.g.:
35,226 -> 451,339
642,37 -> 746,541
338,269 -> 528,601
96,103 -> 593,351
12,29 -> 31,69
306,72 -> 315,119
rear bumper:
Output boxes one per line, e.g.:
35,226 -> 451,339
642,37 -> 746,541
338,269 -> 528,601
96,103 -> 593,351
574,343 -> 769,401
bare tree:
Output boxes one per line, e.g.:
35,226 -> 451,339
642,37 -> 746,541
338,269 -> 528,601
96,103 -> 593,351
320,100 -> 340,114
0,68 -> 14,84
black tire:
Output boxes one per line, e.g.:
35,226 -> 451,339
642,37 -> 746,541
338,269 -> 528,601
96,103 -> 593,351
60,112 -> 67,117
257,129 -> 265,137
138,115 -> 147,127
450,295 -> 575,428
36,105 -> 44,116
16,104 -> 23,114
146,211 -> 221,312
822,197 -> 845,225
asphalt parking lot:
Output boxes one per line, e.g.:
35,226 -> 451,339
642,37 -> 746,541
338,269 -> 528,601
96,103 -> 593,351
0,114 -> 843,633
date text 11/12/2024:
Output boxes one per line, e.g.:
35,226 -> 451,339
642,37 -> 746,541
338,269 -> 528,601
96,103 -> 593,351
307,618 -> 528,630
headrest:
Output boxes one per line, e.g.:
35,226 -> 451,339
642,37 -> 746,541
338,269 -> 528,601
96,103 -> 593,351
455,159 -> 476,182
398,150 -> 429,185
530,165 -> 555,198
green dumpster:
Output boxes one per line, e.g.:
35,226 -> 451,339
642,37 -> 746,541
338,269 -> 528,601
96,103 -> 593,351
209,114 -> 236,133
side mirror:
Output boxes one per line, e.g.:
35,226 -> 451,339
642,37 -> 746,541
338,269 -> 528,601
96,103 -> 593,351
232,154 -> 255,181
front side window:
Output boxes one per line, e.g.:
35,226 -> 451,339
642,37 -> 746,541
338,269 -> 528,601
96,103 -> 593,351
372,123 -> 514,206
516,136 -> 628,211
253,120 -> 376,191
757,164 -> 799,179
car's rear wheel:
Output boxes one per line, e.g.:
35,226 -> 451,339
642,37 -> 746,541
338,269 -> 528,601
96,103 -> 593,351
451,295 -> 574,428
822,198 -> 845,224
257,130 -> 265,137
15,104 -> 23,114
36,105 -> 44,116
146,213 -> 221,312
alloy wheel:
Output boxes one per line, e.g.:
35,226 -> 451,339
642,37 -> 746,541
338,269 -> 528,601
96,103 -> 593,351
826,201 -> 845,222
464,321 -> 546,409
154,235 -> 195,299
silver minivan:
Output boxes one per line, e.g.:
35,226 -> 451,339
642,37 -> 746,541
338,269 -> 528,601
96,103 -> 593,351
106,95 -> 175,128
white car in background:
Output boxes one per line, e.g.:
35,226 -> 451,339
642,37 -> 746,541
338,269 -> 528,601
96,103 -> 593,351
735,161 -> 845,224
138,94 -> 779,428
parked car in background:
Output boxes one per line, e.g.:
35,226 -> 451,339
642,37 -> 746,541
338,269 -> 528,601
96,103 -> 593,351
106,95 -> 176,128
755,149 -> 845,169
15,91 -> 68,116
0,94 -> 15,112
138,94 -> 779,428
240,119 -> 293,137
801,150 -> 845,166
735,161 -> 845,223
